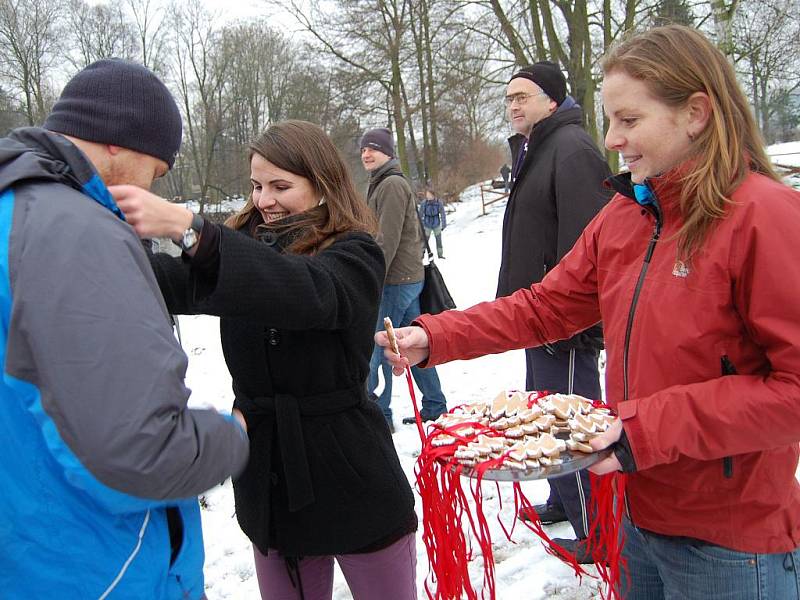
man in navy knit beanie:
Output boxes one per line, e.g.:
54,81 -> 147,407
45,58 -> 182,165
0,59 -> 248,598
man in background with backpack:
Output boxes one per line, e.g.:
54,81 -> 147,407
418,188 -> 446,259
360,127 -> 448,431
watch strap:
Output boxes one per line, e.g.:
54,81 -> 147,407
189,212 -> 204,234
179,213 -> 204,251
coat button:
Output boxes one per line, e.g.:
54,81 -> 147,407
267,328 -> 280,346
260,232 -> 278,246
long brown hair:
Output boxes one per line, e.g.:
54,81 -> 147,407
602,25 -> 780,258
225,120 -> 377,254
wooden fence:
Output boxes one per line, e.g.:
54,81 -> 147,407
479,183 -> 509,216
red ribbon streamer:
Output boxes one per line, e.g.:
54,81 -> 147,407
404,374 -> 627,599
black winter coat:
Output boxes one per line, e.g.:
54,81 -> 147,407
499,102 -> 612,351
149,224 -> 416,557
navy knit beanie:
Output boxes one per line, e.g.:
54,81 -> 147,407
359,128 -> 395,159
509,61 -> 567,106
44,59 -> 182,168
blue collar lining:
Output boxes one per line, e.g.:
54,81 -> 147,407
82,174 -> 126,221
633,183 -> 655,206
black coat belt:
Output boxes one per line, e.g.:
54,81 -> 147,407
235,385 -> 366,512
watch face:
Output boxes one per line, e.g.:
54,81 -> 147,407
182,228 -> 198,250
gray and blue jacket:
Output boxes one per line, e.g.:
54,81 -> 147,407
0,128 -> 249,599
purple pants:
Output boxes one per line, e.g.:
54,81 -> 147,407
253,533 -> 417,600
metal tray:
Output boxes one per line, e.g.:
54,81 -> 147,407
449,447 -> 613,482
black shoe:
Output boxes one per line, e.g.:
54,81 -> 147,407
402,413 -> 440,425
518,502 -> 568,525
386,421 -> 395,434
438,255 -> 445,259
549,537 -> 601,565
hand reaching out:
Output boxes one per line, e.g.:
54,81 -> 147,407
373,325 -> 431,375
232,408 -> 248,435
109,184 -> 192,241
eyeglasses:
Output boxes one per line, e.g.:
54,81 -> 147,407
504,92 -> 547,107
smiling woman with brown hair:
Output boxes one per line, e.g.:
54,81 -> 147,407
225,120 -> 377,254
110,120 -> 418,600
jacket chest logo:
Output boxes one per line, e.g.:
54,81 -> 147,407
672,260 -> 690,278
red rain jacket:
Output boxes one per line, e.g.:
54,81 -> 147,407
417,169 -> 800,553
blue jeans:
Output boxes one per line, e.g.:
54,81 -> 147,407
621,519 -> 800,599
423,226 -> 444,258
369,281 -> 447,422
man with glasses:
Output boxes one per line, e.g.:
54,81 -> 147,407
500,61 -> 612,563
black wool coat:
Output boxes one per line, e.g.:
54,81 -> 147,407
499,103 -> 612,351
149,224 -> 416,557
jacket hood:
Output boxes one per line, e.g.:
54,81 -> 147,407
557,95 -> 578,112
531,102 -> 583,142
0,127 -> 124,219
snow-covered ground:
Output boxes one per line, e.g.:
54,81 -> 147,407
182,173 -> 800,599
767,140 -> 800,168
767,140 -> 800,189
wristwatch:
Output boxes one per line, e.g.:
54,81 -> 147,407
179,213 -> 204,252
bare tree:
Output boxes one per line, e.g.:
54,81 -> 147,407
733,0 -> 800,142
222,20 -> 296,139
67,0 -> 139,69
281,0 -> 415,174
409,0 -> 454,186
169,0 -> 232,212
0,0 -> 61,124
711,0 -> 739,55
126,0 -> 169,74
0,83 -> 24,133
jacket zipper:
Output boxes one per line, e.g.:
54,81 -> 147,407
721,355 -> 737,478
621,188 -> 663,520
623,206 -> 662,402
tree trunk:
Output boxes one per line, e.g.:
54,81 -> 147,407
538,0 -> 569,67
390,65 -> 409,175
401,76 -> 424,180
488,0 -> 530,65
421,0 -> 439,187
711,0 -> 738,56
410,0 -> 431,182
527,0 -> 548,61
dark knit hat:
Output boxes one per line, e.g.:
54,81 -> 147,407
359,127 -> 395,158
509,61 -> 567,106
44,59 -> 182,168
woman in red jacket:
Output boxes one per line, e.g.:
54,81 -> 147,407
377,25 -> 800,599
